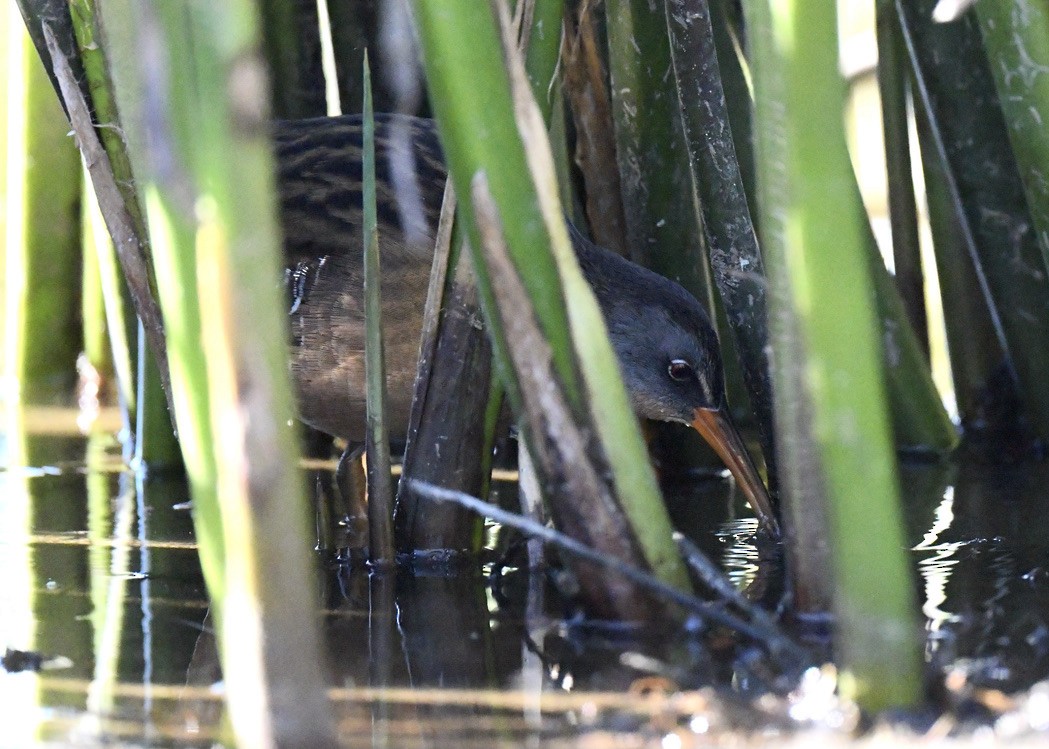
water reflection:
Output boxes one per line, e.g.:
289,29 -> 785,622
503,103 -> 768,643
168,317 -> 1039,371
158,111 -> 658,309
0,409 -> 36,747
913,485 -> 962,655
898,460 -> 1049,693
1,410 -> 205,743
4,413 -> 1049,743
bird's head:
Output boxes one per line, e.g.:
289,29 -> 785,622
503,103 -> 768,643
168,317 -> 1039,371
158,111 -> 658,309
604,287 -> 726,425
573,228 -> 779,535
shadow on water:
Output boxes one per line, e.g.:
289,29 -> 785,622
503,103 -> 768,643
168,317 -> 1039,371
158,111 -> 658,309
4,412 -> 1049,744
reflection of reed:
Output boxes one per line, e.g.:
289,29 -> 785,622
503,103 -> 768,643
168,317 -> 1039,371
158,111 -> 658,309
912,487 -> 962,657
0,409 -> 35,747
86,447 -> 137,718
715,519 -> 760,593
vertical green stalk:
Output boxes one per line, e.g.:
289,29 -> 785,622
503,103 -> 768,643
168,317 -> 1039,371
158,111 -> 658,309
604,0 -> 714,307
876,0 -> 927,355
604,0 -> 727,473
412,3 -> 580,411
141,186 -> 224,580
82,182 -> 112,393
976,0 -> 1049,274
663,0 -> 776,480
134,320 -> 181,469
83,174 -> 136,426
916,108 -> 1019,445
898,0 -> 1049,444
96,1 -> 335,744
548,87 -> 579,219
3,17 -> 81,405
523,0 -> 564,122
396,2 -> 558,555
744,0 -> 830,615
97,0 -> 220,594
865,212 -> 958,453
362,53 -> 395,566
746,0 -> 920,710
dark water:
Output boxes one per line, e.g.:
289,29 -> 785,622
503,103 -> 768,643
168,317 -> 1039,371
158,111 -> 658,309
4,416 -> 1049,746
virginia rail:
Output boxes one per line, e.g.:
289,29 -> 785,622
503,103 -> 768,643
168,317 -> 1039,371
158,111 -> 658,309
275,114 -> 776,531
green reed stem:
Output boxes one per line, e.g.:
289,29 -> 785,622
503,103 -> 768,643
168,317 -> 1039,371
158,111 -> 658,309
523,0 -> 564,122
898,0 -> 1049,445
83,174 -> 137,428
134,320 -> 181,469
745,0 -> 921,710
865,212 -> 958,453
604,0 -> 714,310
875,0 -> 927,356
82,185 -> 112,395
605,0 -> 731,473
916,108 -> 1012,439
3,19 -> 81,405
362,53 -> 395,567
975,0 -> 1049,276
95,1 -> 336,744
663,0 -> 776,480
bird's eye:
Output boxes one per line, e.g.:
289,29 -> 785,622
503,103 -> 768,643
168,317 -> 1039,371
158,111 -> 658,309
668,359 -> 694,382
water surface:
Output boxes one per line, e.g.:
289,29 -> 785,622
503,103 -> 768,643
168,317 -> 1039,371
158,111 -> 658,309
3,412 -> 1049,745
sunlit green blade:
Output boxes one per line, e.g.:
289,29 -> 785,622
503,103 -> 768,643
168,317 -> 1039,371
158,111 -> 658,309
93,0 -> 336,743
744,0 -> 921,711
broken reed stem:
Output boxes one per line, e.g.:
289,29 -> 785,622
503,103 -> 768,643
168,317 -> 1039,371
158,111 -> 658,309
471,169 -> 657,620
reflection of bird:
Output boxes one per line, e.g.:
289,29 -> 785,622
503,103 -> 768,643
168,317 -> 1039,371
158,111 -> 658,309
275,114 -> 777,535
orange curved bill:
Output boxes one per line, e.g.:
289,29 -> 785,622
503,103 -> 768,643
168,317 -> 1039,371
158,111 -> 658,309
691,407 -> 780,537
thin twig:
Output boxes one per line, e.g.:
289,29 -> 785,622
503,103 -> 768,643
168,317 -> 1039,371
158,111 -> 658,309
673,533 -> 801,664
407,478 -> 809,670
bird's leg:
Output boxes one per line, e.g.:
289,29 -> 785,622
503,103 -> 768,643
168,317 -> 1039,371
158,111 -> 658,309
301,427 -> 337,553
335,442 -> 369,554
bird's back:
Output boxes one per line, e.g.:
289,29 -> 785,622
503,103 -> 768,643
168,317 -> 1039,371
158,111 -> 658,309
273,113 -> 721,442
275,114 -> 446,441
